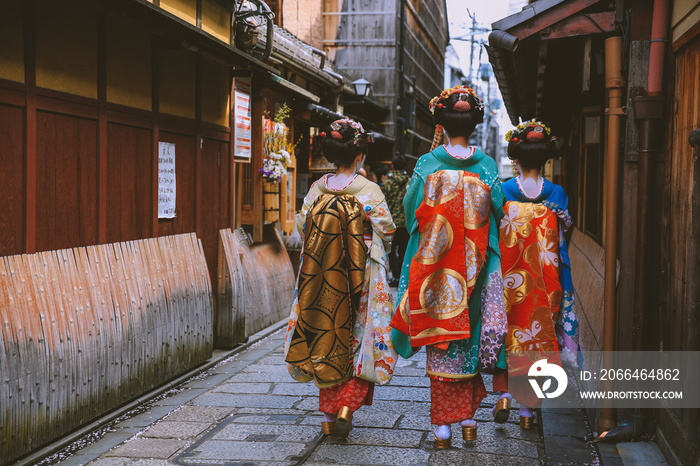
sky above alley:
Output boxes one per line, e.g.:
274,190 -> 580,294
445,0 -> 515,80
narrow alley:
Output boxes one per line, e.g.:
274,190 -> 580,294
35,320 -> 605,466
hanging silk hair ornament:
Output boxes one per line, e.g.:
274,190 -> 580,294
430,124 -> 444,151
511,160 -> 519,177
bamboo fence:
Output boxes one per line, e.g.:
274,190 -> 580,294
0,233 -> 213,464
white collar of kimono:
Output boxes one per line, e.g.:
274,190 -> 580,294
516,174 -> 545,199
443,143 -> 475,160
324,173 -> 358,191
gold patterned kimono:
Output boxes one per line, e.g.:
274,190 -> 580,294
284,175 -> 398,388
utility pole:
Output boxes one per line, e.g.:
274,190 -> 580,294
468,10 -> 476,84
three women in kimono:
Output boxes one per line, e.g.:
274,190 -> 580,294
284,90 -> 579,445
284,119 -> 397,438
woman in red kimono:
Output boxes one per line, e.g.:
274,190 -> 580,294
492,121 -> 580,429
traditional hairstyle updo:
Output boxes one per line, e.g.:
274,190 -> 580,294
429,86 -> 484,149
506,121 -> 557,170
320,119 -> 368,168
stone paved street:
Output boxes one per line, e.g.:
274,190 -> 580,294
51,321 -> 601,466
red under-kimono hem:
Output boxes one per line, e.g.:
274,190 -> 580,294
430,375 -> 487,425
319,377 -> 374,414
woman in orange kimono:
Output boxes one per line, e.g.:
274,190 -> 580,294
284,119 -> 397,438
390,86 -> 508,448
492,121 -> 580,429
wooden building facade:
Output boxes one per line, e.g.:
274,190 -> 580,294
278,0 -> 449,162
0,1 -> 352,461
488,0 -> 700,463
0,0 -> 351,271
0,0 -> 263,283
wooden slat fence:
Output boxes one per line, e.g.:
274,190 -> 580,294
217,228 -> 294,344
216,229 -> 246,348
0,233 -> 213,465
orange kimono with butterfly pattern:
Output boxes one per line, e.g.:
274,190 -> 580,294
498,201 -> 563,386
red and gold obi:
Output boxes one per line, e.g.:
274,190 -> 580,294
391,170 -> 491,349
499,201 -> 563,377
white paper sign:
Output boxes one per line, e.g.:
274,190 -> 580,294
234,78 -> 252,158
158,142 -> 176,218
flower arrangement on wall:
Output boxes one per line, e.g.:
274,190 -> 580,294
260,103 -> 301,182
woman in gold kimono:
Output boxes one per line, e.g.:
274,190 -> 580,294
284,119 -> 397,438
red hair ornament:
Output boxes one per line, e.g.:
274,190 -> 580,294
525,130 -> 545,141
453,100 -> 472,111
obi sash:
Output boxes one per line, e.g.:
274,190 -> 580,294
285,194 -> 367,385
391,170 -> 491,349
499,201 -> 562,377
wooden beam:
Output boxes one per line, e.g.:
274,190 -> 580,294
508,0 -> 601,40
151,43 -> 160,237
229,71 -> 236,230
251,93 -> 264,243
97,15 -> 108,244
195,54 -> 202,237
540,12 -> 616,40
24,1 -> 36,253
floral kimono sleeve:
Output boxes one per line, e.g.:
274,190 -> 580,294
365,189 -> 396,251
542,185 -> 580,367
295,182 -> 323,239
356,184 -> 396,264
477,176 -> 508,372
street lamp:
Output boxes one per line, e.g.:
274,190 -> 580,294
351,76 -> 372,97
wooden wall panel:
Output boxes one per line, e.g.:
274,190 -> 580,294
0,105 -> 25,256
159,49 -> 196,119
35,1 -> 98,99
658,33 -> 700,466
201,0 -> 231,43
662,36 -> 700,352
157,132 -> 196,237
0,2 -> 25,84
36,111 -> 98,252
107,123 -> 153,243
160,0 -> 197,25
106,20 -> 152,111
201,58 -> 230,127
199,138 -> 230,287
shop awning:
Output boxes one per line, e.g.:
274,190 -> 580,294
487,0 -> 616,125
266,74 -> 320,103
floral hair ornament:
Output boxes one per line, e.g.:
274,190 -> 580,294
505,119 -> 555,143
429,85 -> 484,115
329,118 -> 366,144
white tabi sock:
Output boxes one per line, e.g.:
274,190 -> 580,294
434,425 -> 451,439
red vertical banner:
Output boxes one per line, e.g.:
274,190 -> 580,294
234,78 -> 252,159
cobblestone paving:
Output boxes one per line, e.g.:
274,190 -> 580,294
54,325 -> 555,466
